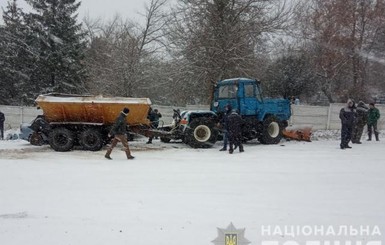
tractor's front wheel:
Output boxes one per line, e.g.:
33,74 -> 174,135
185,118 -> 218,148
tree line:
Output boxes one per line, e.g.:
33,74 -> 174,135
1,0 -> 385,106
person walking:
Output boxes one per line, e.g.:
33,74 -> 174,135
146,108 -> 162,144
367,102 -> 381,141
0,111 -> 4,140
339,99 -> 356,149
226,110 -> 244,154
352,101 -> 368,144
105,108 -> 134,160
219,104 -> 232,151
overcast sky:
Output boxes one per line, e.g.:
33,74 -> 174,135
0,0 -> 152,23
79,0 -> 150,21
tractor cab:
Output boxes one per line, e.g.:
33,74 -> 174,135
211,77 -> 292,145
211,78 -> 265,121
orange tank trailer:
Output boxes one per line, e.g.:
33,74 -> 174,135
31,94 -> 153,152
35,94 -> 151,127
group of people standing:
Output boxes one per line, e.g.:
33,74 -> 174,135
340,100 -> 381,149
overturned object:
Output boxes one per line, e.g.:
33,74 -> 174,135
282,126 -> 312,142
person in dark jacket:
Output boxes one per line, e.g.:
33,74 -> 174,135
219,104 -> 232,151
146,108 -> 162,144
351,101 -> 368,144
0,111 -> 4,140
339,99 -> 356,149
105,108 -> 134,160
226,110 -> 244,154
367,102 -> 381,141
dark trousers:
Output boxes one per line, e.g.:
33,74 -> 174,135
352,124 -> 365,143
222,132 -> 228,149
368,122 -> 379,140
341,124 -> 353,147
229,133 -> 243,152
0,123 -> 4,140
148,123 -> 159,143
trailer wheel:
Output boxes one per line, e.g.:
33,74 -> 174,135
49,127 -> 74,152
259,116 -> 282,144
186,118 -> 218,148
160,137 -> 171,143
30,132 -> 44,146
80,128 -> 103,151
159,126 -> 172,143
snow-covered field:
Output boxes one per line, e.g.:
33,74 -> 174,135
1,136 -> 384,245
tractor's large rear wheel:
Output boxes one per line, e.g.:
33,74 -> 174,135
185,118 -> 218,148
258,116 -> 283,144
49,127 -> 75,152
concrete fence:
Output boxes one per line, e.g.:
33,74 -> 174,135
290,104 -> 385,130
1,104 -> 384,131
0,106 -> 42,130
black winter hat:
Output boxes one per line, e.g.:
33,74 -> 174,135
123,108 -> 130,114
357,101 -> 365,107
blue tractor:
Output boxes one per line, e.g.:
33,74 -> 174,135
158,78 -> 291,148
211,77 -> 291,144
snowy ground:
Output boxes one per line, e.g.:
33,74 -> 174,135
0,135 -> 384,245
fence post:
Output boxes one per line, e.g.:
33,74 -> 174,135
326,104 -> 332,130
21,106 -> 24,124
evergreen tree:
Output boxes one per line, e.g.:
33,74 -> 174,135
264,51 -> 317,99
0,0 -> 36,105
24,0 -> 87,94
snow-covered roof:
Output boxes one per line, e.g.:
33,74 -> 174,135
218,78 -> 260,85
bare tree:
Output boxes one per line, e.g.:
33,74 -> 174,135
84,0 -> 169,98
296,0 -> 385,102
165,0 -> 292,104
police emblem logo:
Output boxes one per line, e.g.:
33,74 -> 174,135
212,223 -> 250,245
225,234 -> 237,245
